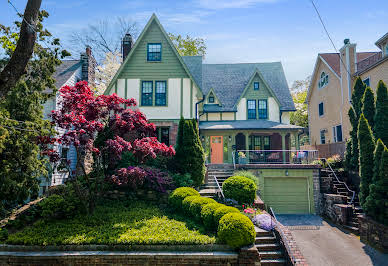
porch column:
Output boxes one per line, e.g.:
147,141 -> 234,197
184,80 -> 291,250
245,133 -> 250,163
280,132 -> 286,163
295,132 -> 300,150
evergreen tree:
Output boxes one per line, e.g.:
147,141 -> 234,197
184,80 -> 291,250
374,80 -> 388,145
352,77 -> 367,119
358,114 -> 375,207
348,107 -> 359,170
172,117 -> 185,173
362,87 -> 375,130
344,139 -> 352,170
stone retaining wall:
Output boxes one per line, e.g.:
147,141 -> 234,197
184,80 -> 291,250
319,193 -> 352,225
358,215 -> 388,253
104,188 -> 170,208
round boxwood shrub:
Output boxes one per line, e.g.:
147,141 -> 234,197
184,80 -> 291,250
222,176 -> 257,204
213,206 -> 240,227
189,197 -> 216,219
201,203 -> 223,230
169,187 -> 200,209
218,213 -> 256,248
182,195 -> 201,214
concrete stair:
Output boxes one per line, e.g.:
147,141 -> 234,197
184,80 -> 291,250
199,164 -> 234,198
255,228 -> 286,266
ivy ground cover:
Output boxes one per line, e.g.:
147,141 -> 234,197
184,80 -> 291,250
4,201 -> 216,246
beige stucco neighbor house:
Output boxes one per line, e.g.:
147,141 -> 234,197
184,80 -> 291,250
306,33 -> 388,157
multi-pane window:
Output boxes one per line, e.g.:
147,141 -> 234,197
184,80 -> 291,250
263,136 -> 270,150
147,43 -> 161,61
141,81 -> 153,106
254,82 -> 260,90
363,78 -> 370,87
156,127 -> 170,146
318,72 -> 329,88
61,146 -> 69,160
332,125 -> 343,143
249,136 -> 270,150
247,100 -> 256,119
319,102 -> 324,116
320,130 -> 326,144
208,95 -> 215,103
258,100 -> 268,119
155,81 -> 167,106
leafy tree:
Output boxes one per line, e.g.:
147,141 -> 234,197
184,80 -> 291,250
362,87 -> 375,130
169,33 -> 207,58
0,11 -> 69,217
358,114 -> 375,207
290,89 -> 308,128
374,80 -> 388,145
95,51 -> 122,94
365,143 -> 388,225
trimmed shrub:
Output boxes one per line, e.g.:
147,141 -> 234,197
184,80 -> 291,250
201,203 -> 223,230
218,213 -> 256,248
38,193 -> 82,220
213,206 -> 240,227
182,195 -> 200,214
172,173 -> 193,188
362,86 -> 375,130
189,197 -> 216,220
222,176 -> 257,204
233,170 -> 259,186
168,187 -> 199,209
374,80 -> 388,144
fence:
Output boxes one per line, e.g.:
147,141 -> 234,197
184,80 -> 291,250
234,150 -> 318,165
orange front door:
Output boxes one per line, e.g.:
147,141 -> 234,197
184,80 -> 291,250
211,136 -> 223,164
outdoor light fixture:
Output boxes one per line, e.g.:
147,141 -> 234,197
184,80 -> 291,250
201,136 -> 205,142
228,136 -> 232,142
285,170 -> 289,176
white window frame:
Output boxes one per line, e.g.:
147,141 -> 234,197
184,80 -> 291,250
363,77 -> 370,87
318,72 -> 329,89
320,129 -> 326,144
332,125 -> 343,143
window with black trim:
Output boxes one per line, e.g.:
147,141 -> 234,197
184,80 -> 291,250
156,127 -> 169,146
208,96 -> 215,103
332,125 -> 343,142
318,72 -> 329,88
254,82 -> 260,90
363,77 -> 370,87
247,100 -> 256,119
141,81 -> 153,106
147,43 -> 161,61
258,99 -> 268,119
319,102 -> 324,116
155,81 -> 167,106
320,130 -> 326,144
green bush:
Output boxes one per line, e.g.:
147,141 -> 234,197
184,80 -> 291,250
218,213 -> 256,248
38,191 -> 82,220
326,154 -> 343,169
0,228 -> 8,241
213,206 -> 240,227
189,197 -> 216,219
201,203 -> 223,231
233,170 -> 259,187
222,176 -> 257,204
168,187 -> 199,209
182,195 -> 201,214
172,173 -> 194,188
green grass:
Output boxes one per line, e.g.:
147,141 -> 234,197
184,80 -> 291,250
4,200 -> 216,246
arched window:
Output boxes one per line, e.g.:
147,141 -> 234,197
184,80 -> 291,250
318,72 -> 329,88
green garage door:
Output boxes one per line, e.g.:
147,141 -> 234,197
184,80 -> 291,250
264,177 -> 310,214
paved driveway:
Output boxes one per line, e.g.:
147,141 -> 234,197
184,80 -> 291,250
276,215 -> 388,266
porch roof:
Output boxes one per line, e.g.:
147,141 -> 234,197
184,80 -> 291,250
199,120 -> 303,131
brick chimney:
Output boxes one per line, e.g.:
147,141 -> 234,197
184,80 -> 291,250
80,46 -> 96,87
122,33 -> 133,60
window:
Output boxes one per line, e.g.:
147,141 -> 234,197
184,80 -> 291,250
385,44 -> 388,56
156,127 -> 170,146
263,136 -> 270,150
141,81 -> 153,106
247,100 -> 256,119
319,102 -> 324,116
254,82 -> 260,90
318,72 -> 329,88
249,136 -> 270,150
61,147 -> 69,160
208,95 -> 215,103
363,77 -> 370,87
332,125 -> 343,143
320,130 -> 326,144
155,81 -> 167,106
147,43 -> 161,61
258,99 -> 268,119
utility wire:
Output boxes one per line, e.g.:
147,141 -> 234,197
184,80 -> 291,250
309,0 -> 352,77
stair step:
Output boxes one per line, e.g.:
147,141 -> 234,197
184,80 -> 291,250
343,225 -> 359,233
256,228 -> 273,237
255,236 -> 277,244
260,251 -> 283,259
260,258 -> 286,265
256,243 -> 280,251
349,222 -> 359,227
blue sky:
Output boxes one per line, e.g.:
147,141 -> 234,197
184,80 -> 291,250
1,0 -> 388,85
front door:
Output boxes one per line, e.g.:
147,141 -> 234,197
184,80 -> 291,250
211,136 -> 223,164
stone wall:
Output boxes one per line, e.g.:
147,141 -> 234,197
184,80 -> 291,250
320,194 -> 352,225
358,215 -> 388,253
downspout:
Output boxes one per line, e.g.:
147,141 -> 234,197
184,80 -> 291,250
195,98 -> 205,121
279,110 -> 283,123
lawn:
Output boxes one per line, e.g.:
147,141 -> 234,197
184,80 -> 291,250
4,200 -> 216,246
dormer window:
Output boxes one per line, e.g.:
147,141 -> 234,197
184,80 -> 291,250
318,72 -> 329,89
208,96 -> 215,103
385,44 -> 388,56
254,82 -> 260,90
147,43 -> 161,61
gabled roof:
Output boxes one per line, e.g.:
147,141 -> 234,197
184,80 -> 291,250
375,32 -> 388,47
53,60 -> 82,88
199,120 -> 303,130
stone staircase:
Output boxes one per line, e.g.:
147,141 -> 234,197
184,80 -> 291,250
255,228 -> 286,265
199,164 -> 234,198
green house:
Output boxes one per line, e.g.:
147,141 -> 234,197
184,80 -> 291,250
104,14 -> 303,165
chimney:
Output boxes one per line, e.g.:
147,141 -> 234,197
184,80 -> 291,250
339,38 -> 357,103
122,33 -> 133,60
80,46 -> 96,87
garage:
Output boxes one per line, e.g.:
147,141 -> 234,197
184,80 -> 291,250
263,177 -> 311,214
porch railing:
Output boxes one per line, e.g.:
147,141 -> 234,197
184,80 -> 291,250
234,150 -> 318,165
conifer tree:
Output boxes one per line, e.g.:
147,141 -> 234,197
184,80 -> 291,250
348,107 -> 359,170
358,114 -> 375,207
362,87 -> 375,130
344,139 -> 352,170
374,80 -> 388,145
172,117 -> 185,173
352,77 -> 366,119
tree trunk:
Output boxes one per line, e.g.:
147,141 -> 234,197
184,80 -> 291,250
0,0 -> 42,99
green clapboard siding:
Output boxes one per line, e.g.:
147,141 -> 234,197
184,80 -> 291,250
264,177 -> 310,214
118,20 -> 188,80
243,73 -> 272,99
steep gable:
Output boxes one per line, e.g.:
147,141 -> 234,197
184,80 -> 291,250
240,71 -> 280,104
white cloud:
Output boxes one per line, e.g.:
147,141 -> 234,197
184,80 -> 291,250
196,0 -> 278,9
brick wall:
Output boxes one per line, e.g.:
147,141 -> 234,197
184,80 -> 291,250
152,121 -> 179,146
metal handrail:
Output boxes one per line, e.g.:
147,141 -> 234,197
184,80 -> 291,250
213,175 -> 225,199
324,159 -> 356,205
269,207 -> 296,265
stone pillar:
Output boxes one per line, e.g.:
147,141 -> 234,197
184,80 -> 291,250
280,132 -> 286,163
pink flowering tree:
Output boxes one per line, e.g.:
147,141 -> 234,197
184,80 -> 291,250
42,81 -> 175,212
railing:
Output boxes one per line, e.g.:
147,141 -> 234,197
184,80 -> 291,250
235,150 -> 318,164
232,151 -> 236,169
356,52 -> 382,73
213,175 -> 225,199
269,207 -> 296,265
323,158 -> 356,204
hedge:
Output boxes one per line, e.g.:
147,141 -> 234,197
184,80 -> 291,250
201,203 -> 223,231
213,206 -> 240,227
222,176 -> 257,204
218,213 -> 256,248
168,187 -> 200,209
189,197 -> 216,220
182,195 -> 200,214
